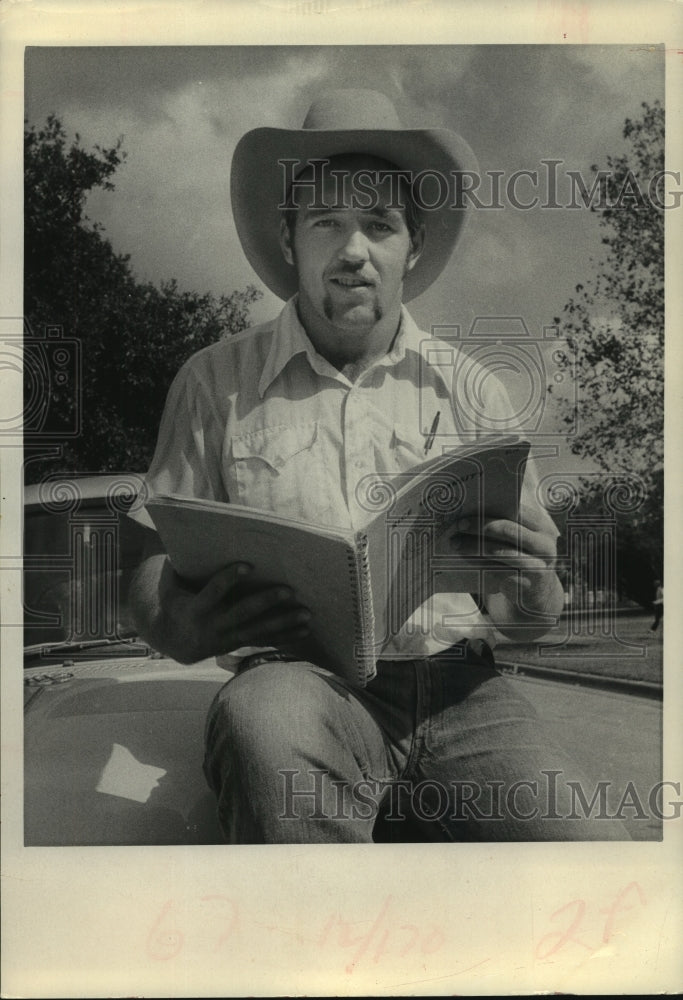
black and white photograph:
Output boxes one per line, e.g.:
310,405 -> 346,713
2,2 -> 682,996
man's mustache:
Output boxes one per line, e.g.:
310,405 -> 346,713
326,265 -> 376,284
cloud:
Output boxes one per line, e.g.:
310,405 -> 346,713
25,46 -> 326,125
24,43 -> 663,337
63,54 -> 331,294
570,43 -> 664,97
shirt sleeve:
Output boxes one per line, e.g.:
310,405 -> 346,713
129,357 -> 229,530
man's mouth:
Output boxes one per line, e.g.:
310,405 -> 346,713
329,275 -> 373,288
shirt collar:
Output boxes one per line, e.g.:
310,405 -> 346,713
387,308 -> 454,397
258,298 -> 320,398
257,296 -> 452,398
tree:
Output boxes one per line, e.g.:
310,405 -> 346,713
551,101 -> 664,605
24,116 -> 261,481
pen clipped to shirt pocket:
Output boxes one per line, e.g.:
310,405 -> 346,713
390,423 -> 430,471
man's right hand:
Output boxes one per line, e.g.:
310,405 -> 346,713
130,552 -> 311,664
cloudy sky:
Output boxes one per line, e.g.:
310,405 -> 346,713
25,44 -> 664,467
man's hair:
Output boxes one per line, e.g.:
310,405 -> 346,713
281,155 -> 424,252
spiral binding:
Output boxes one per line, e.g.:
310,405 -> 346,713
347,532 -> 378,684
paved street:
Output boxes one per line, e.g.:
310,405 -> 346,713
506,671 -> 663,840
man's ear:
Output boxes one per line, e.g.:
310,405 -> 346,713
279,218 -> 295,266
405,224 -> 425,274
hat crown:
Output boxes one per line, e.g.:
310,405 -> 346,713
301,89 -> 403,132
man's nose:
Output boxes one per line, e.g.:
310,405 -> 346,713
338,227 -> 369,264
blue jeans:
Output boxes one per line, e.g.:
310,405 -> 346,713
203,645 -> 631,843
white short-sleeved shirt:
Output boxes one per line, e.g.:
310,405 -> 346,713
141,297 -> 557,665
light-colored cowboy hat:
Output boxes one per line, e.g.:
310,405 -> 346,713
230,89 -> 479,302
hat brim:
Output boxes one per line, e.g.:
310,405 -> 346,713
230,126 -> 479,302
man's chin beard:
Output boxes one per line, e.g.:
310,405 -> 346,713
322,293 -> 383,325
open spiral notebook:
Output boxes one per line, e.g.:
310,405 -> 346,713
146,435 -> 530,686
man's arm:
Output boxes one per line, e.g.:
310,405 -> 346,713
129,529 -> 312,663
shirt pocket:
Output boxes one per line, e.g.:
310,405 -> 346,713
388,423 -> 428,472
228,420 -> 333,520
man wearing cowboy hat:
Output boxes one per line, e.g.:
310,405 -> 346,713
130,90 -> 627,843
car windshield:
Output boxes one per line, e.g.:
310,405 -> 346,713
23,476 -> 149,656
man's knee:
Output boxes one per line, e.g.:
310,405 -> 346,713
204,660 -> 340,769
211,658 -> 333,720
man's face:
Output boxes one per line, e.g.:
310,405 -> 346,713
279,154 -> 423,334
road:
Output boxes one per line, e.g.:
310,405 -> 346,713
506,671 -> 663,841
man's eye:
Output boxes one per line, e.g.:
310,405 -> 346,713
369,221 -> 393,233
312,218 -> 338,228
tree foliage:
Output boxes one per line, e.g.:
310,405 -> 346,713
24,115 -> 261,481
551,101 -> 664,603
